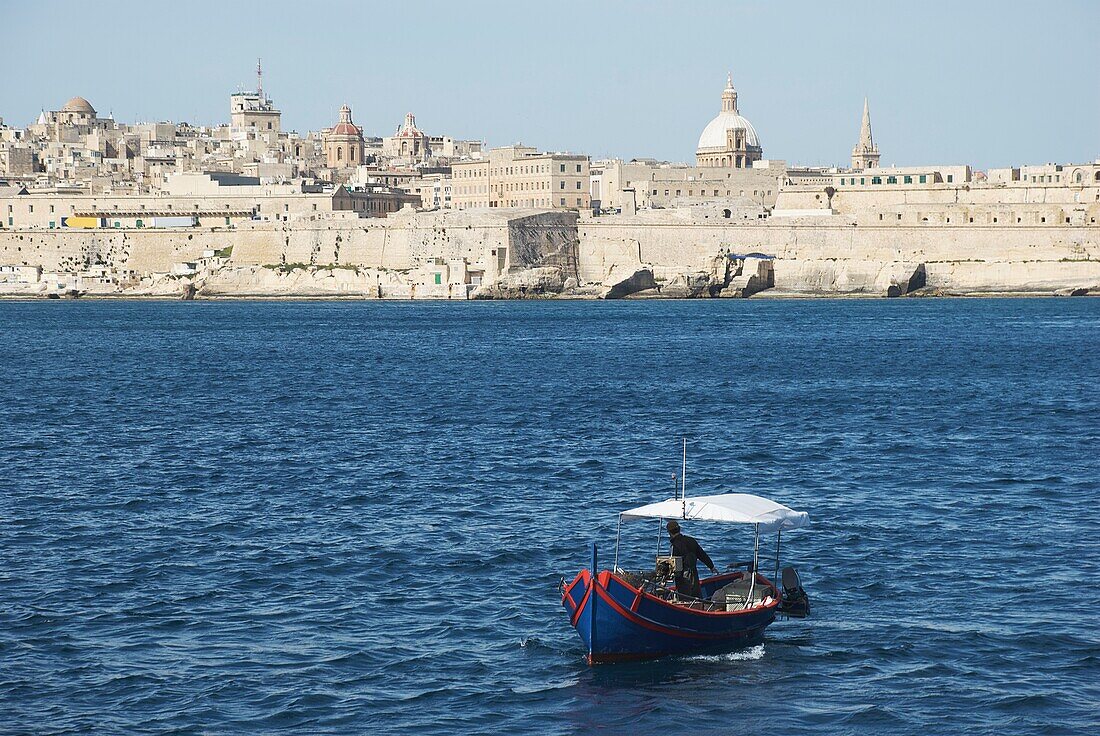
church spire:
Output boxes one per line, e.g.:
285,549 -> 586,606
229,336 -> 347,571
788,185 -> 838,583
721,72 -> 738,114
859,97 -> 873,149
851,97 -> 880,170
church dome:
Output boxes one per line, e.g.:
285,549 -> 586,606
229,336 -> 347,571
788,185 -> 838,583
62,96 -> 96,115
329,104 -> 362,138
697,111 -> 760,150
396,112 -> 424,138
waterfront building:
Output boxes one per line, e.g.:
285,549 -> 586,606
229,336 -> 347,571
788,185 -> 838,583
0,171 -> 419,231
592,158 -> 786,212
850,98 -> 881,170
696,74 -> 763,168
451,145 -> 590,210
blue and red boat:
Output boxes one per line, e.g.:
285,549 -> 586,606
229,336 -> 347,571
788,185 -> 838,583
561,492 -> 811,664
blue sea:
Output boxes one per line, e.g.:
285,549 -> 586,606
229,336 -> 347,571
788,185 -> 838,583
1,298 -> 1098,735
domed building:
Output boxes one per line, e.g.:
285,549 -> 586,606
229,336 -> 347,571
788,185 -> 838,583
695,74 -> 763,168
59,96 -> 98,125
385,112 -> 429,163
324,105 -> 364,169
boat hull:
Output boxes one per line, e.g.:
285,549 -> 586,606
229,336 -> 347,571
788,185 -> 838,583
561,569 -> 778,664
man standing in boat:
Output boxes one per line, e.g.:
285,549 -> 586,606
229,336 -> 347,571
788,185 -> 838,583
666,520 -> 718,600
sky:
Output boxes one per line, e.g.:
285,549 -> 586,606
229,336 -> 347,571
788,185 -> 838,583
2,0 -> 1098,169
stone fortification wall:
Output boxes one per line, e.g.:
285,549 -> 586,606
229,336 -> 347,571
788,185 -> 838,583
0,228 -> 224,273
0,209 -> 581,278
578,212 -> 1100,294
506,211 -> 579,277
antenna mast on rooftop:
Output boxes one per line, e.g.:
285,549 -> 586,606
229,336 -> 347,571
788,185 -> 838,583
256,58 -> 263,99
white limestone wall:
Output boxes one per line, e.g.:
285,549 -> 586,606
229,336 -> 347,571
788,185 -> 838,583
578,215 -> 1100,294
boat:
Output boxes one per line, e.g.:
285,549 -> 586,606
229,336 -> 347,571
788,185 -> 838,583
560,480 -> 810,664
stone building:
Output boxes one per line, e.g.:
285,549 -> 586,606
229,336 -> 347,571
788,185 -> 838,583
591,158 -> 787,212
0,171 -> 419,230
451,145 -> 590,210
323,105 -> 365,170
850,98 -> 880,170
696,74 -> 763,168
230,61 -> 281,138
383,113 -> 429,163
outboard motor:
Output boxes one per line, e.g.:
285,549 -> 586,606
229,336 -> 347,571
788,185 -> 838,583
778,566 -> 810,618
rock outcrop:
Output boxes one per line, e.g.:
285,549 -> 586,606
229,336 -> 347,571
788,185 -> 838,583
600,265 -> 656,299
471,266 -> 566,299
721,257 -> 775,298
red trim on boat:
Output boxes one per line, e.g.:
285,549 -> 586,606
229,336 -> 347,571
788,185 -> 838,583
593,583 -> 733,640
606,571 -> 780,618
570,583 -> 593,628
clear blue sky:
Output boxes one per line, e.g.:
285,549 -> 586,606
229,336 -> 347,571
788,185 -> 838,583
2,0 -> 1097,169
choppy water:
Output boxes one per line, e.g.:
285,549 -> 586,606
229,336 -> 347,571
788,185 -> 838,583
1,298 -> 1098,735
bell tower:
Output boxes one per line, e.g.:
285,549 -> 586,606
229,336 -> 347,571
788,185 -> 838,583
851,98 -> 880,170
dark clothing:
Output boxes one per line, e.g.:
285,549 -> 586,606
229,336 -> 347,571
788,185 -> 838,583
669,533 -> 715,600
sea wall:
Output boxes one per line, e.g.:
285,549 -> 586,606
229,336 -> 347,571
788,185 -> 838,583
0,209 -> 578,276
576,213 -> 1100,294
2,207 -> 1097,296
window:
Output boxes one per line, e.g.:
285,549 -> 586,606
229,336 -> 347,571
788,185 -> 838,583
860,178 -> 865,185
560,198 -> 565,206
576,182 -> 581,190
576,164 -> 582,173
904,176 -> 912,184
560,181 -> 565,189
919,175 -> 926,183
872,177 -> 881,185
887,176 -> 897,184
434,273 -> 441,285
559,164 -> 565,173
947,175 -> 954,183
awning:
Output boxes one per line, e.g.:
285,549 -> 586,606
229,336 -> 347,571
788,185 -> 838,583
620,493 -> 809,532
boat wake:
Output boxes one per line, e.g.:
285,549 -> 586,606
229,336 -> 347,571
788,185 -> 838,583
682,644 -> 765,663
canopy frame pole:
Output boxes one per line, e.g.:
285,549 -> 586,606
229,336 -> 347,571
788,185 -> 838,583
774,529 -> 782,586
681,438 -> 687,518
655,518 -> 663,561
747,523 -> 760,608
613,514 -> 623,571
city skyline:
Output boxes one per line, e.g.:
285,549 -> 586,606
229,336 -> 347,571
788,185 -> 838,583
2,0 -> 1099,169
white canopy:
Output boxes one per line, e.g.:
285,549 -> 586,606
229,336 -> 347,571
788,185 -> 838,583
620,493 -> 809,532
